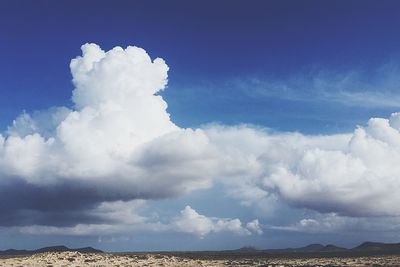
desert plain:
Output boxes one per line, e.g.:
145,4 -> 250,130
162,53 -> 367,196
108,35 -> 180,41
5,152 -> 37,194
1,251 -> 400,266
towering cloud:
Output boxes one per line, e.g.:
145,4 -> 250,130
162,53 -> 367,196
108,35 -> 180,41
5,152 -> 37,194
0,44 -> 219,228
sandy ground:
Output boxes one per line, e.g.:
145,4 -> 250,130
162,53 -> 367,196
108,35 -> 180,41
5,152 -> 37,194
1,251 -> 400,266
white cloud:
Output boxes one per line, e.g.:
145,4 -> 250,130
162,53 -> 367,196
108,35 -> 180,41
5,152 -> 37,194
199,114 -> 400,217
171,206 -> 258,238
246,219 -> 263,235
270,213 -> 352,233
0,43 -> 211,199
263,114 -> 400,217
270,213 -> 400,235
7,107 -> 71,138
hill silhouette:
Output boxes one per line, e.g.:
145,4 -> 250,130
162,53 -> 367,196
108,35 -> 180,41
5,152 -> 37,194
353,242 -> 400,251
231,241 -> 400,254
0,245 -> 102,256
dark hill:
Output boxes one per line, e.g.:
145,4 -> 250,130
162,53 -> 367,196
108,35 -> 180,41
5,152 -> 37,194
34,245 -> 70,253
295,244 -> 325,252
233,242 -> 400,254
75,246 -> 103,253
0,249 -> 30,256
263,243 -> 341,253
235,246 -> 258,252
320,244 -> 347,252
0,245 -> 102,256
353,242 -> 400,251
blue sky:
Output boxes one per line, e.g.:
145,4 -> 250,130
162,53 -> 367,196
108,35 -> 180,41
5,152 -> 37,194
2,0 -> 400,133
2,0 -> 400,252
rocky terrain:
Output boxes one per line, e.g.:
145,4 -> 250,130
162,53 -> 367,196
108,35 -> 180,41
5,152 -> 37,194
0,251 -> 400,266
2,242 -> 400,266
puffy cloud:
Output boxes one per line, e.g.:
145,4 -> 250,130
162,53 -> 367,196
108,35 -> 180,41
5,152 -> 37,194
262,114 -> 400,217
131,129 -> 221,197
7,107 -> 71,138
1,43 -> 179,185
171,206 -> 256,238
201,115 -> 400,217
0,44 -> 222,227
0,44 -> 264,234
246,219 -> 263,235
70,44 -> 169,110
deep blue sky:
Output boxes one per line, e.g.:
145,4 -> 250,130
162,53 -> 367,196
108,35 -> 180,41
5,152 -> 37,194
2,0 -> 400,133
2,0 -> 400,252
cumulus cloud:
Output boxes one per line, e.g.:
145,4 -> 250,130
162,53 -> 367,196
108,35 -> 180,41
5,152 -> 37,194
1,44 -> 179,184
263,114 -> 400,217
2,42 -> 400,236
202,115 -> 400,217
0,43 -> 265,235
172,206 -> 259,238
246,219 -> 263,235
0,43 -> 224,227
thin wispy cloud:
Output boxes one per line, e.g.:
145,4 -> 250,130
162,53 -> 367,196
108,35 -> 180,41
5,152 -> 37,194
231,65 -> 400,108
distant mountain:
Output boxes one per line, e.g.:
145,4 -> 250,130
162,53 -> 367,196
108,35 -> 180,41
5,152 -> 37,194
294,243 -> 325,252
75,246 -> 103,253
0,249 -> 31,256
0,245 -> 102,256
235,246 -> 258,252
263,243 -> 338,253
234,242 -> 400,254
320,244 -> 347,252
34,245 -> 70,253
352,242 -> 400,251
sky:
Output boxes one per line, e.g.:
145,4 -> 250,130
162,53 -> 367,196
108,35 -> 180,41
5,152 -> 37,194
1,0 -> 400,252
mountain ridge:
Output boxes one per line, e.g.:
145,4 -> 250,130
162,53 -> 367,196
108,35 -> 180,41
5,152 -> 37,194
232,241 -> 400,254
0,245 -> 103,256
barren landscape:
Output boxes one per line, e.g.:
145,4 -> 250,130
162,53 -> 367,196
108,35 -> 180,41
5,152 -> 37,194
3,242 -> 400,266
1,251 -> 400,266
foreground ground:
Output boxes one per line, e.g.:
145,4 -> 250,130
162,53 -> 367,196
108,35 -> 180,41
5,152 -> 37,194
1,251 -> 400,266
